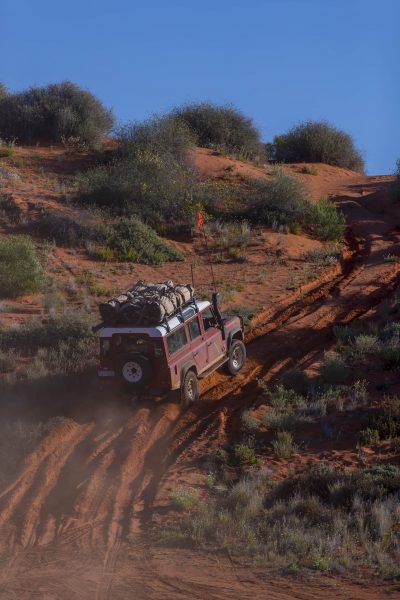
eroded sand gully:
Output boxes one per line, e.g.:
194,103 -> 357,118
1,175 -> 400,599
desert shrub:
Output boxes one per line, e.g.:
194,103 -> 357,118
272,431 -> 297,457
205,219 -> 251,251
372,396 -> 400,439
282,369 -> 309,396
273,120 -> 365,172
164,464 -> 400,574
274,462 -> 400,505
248,171 -> 344,242
0,312 -> 94,354
260,382 -> 307,412
0,81 -> 113,145
0,139 -> 14,158
349,379 -> 369,407
34,209 -> 107,247
378,341 -> 400,370
319,352 -> 349,385
261,410 -> 308,431
0,349 -> 19,373
0,84 -> 7,100
333,323 -> 363,343
384,253 -> 399,263
227,306 -> 259,329
233,443 -> 258,465
119,114 -> 196,163
171,102 -> 263,159
0,235 -> 44,298
394,159 -> 400,201
241,411 -> 260,431
307,196 -> 345,242
301,165 -> 318,175
0,192 -> 23,225
305,245 -> 340,266
358,428 -> 380,445
170,487 -> 198,511
250,169 -> 309,227
351,334 -> 379,360
0,313 -> 95,378
75,139 -> 196,227
105,218 -> 183,264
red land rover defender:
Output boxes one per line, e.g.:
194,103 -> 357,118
96,292 -> 246,407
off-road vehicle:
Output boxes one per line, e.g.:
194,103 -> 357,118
95,281 -> 246,406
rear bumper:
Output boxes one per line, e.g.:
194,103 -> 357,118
98,369 -> 115,377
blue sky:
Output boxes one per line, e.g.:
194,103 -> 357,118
1,0 -> 398,174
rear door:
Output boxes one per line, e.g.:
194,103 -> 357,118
200,308 -> 225,366
187,315 -> 208,374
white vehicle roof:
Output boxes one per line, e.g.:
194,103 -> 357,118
99,299 -> 211,338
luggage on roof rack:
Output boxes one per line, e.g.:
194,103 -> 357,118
98,280 -> 195,326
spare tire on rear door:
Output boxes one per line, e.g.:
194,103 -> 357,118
118,354 -> 151,389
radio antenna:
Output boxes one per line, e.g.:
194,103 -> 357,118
197,211 -> 217,292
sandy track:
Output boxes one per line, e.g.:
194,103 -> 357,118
0,175 -> 400,598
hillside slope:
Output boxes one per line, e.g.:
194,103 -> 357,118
0,146 -> 399,598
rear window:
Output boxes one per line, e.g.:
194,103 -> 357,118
167,326 -> 188,355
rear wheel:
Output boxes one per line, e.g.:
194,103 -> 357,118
118,354 -> 150,390
226,340 -> 246,375
181,370 -> 199,408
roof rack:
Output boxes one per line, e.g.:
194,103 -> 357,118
159,296 -> 200,333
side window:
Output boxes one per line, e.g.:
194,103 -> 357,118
167,326 -> 188,355
188,317 -> 201,340
201,308 -> 216,331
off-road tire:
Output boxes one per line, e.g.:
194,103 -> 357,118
226,340 -> 246,375
118,354 -> 151,389
181,370 -> 199,408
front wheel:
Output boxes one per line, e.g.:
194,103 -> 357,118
181,370 -> 199,408
226,340 -> 246,375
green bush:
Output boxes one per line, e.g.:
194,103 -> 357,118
241,411 -> 260,431
106,218 -> 183,264
250,169 -> 309,227
233,443 -> 258,465
0,312 -> 96,377
307,196 -> 345,242
394,159 -> 400,201
170,486 -> 198,511
272,431 -> 297,457
305,245 -> 341,266
163,464 -> 400,574
301,165 -> 318,175
358,428 -> 380,445
273,120 -> 365,172
0,83 -> 7,100
0,141 -> 14,158
0,81 -> 114,145
319,352 -> 349,385
373,396 -> 400,439
171,102 -> 263,159
282,369 -> 309,396
0,193 -> 23,225
0,236 -> 43,298
0,312 -> 94,354
260,382 -> 307,412
0,349 -> 19,373
75,125 -> 196,226
248,171 -> 344,242
378,342 -> 400,370
119,114 -> 196,163
227,305 -> 259,329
